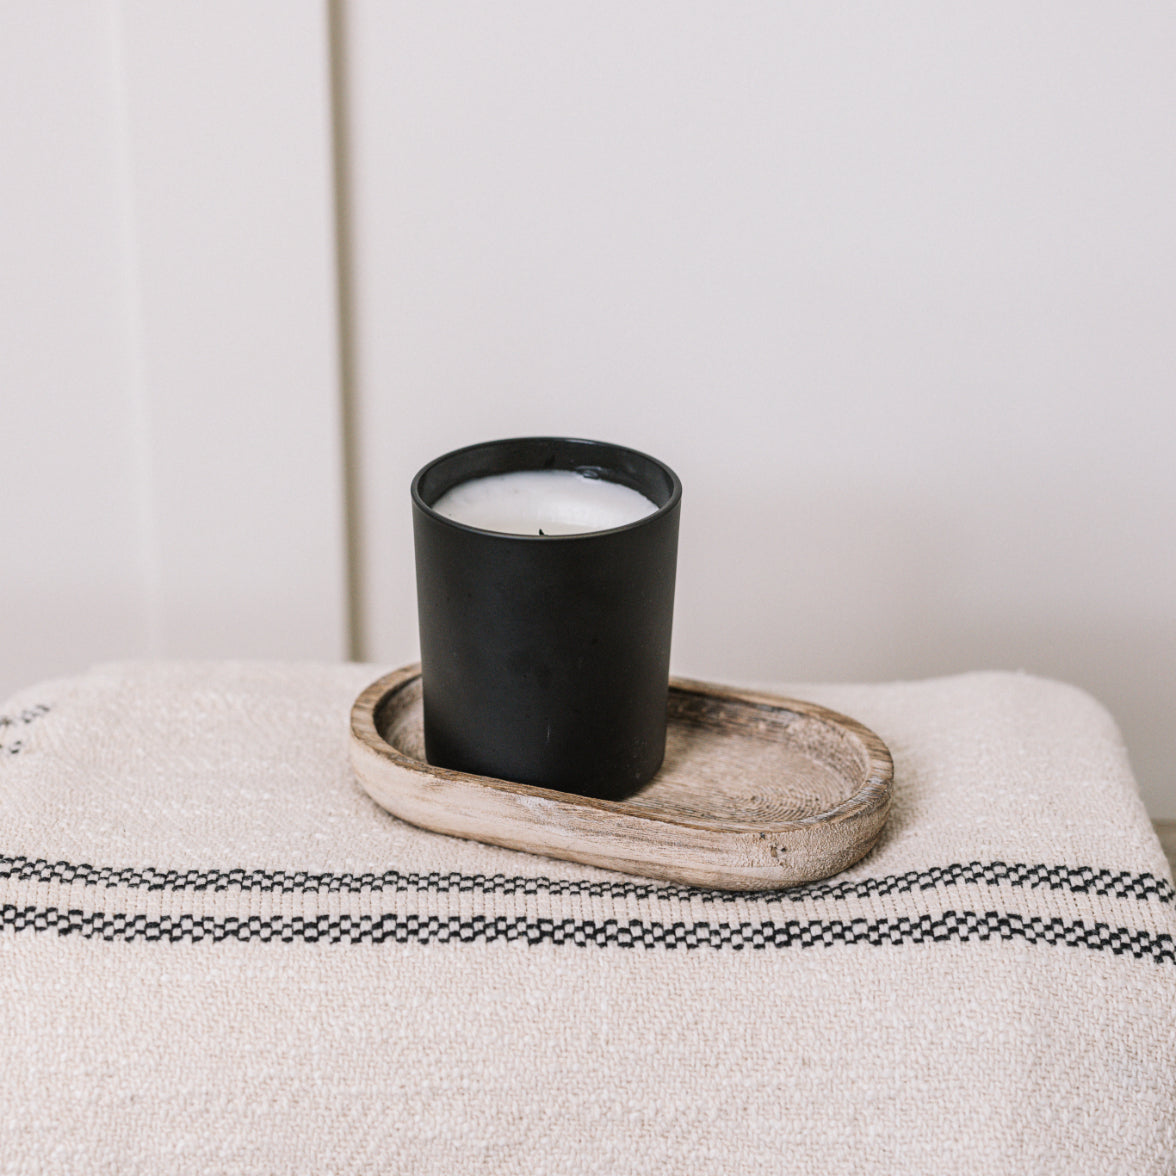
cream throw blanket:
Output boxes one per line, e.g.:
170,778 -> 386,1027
1,662 -> 1173,1175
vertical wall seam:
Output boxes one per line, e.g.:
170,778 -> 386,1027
326,0 -> 367,662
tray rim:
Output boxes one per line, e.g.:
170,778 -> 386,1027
352,664 -> 893,835
349,664 -> 894,890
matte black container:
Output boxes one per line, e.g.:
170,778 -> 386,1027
412,437 -> 681,799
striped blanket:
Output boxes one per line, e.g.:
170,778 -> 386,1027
1,662 -> 1172,1175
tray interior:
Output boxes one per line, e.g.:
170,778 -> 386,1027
376,676 -> 869,827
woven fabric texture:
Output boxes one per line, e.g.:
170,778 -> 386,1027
1,661 -> 1173,1175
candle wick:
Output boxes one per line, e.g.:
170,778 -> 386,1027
538,528 -> 545,536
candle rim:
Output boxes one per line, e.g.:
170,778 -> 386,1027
411,436 -> 682,541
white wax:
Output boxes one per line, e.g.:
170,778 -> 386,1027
432,469 -> 658,535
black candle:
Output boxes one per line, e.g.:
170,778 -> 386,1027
411,437 -> 681,799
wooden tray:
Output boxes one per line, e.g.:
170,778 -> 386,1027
350,665 -> 893,891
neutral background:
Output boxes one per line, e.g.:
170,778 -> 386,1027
2,2 -> 1173,817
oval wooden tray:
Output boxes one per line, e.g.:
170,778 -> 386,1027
350,665 -> 893,891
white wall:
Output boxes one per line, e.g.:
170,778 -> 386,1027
1,5 -> 154,682
2,3 -> 1174,817
0,2 -> 349,693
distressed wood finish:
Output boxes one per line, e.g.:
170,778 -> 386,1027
350,665 -> 893,890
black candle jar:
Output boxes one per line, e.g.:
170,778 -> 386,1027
411,437 -> 681,799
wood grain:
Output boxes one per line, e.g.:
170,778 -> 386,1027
350,665 -> 893,890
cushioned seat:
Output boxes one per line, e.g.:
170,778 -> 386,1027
1,662 -> 1173,1175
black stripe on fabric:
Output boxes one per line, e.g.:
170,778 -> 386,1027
0,704 -> 50,757
1,904 -> 1172,962
0,855 -> 1171,905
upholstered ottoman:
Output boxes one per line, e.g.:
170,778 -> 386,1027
1,663 -> 1172,1174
